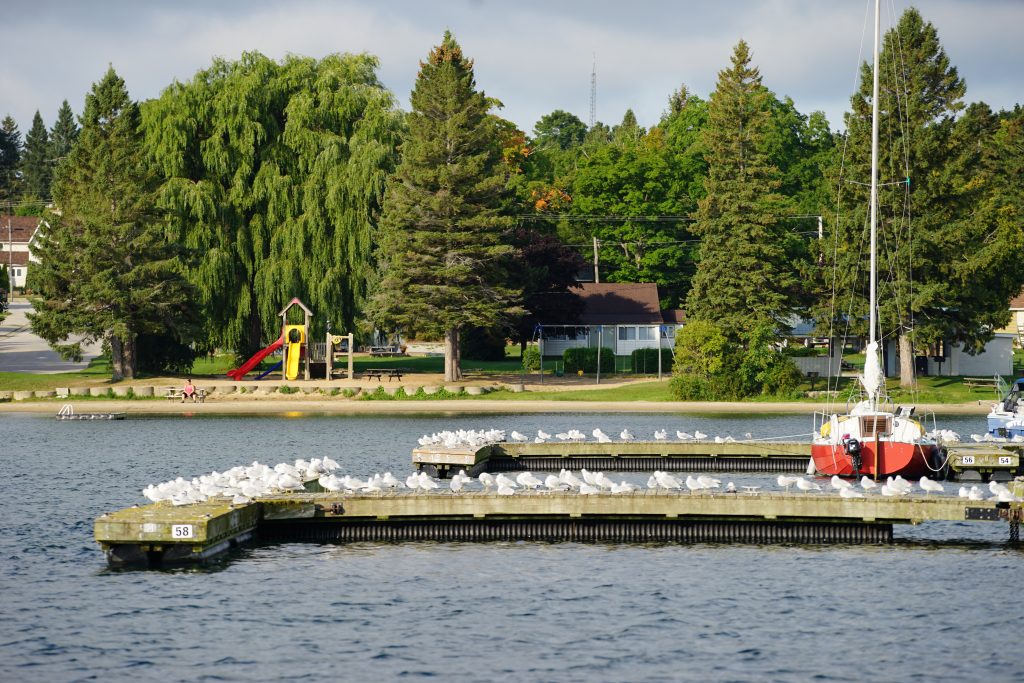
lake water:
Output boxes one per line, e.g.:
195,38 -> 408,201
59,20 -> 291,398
1,410 -> 1021,682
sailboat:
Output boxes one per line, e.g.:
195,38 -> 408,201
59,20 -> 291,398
810,0 -> 938,479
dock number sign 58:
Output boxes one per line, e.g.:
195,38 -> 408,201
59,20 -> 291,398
172,524 -> 194,539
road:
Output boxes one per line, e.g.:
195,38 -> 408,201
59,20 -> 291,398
0,299 -> 103,373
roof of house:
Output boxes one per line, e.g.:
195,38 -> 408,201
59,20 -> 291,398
0,216 -> 42,244
3,251 -> 30,266
661,309 -> 686,324
1011,288 -> 1024,310
573,282 -> 665,325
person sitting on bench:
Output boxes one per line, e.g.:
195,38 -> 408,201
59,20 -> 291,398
182,378 -> 197,403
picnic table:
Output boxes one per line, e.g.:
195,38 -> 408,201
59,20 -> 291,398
165,387 -> 207,402
368,346 -> 405,357
363,368 -> 408,382
963,376 -> 1001,391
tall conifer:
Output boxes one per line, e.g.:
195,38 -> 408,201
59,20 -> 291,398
0,115 -> 22,206
687,41 -> 797,334
29,67 -> 194,380
368,31 -> 519,381
48,100 -> 80,197
21,111 -> 51,202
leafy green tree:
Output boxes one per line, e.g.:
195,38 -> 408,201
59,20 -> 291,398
0,115 -> 22,206
568,105 -> 698,307
687,41 -> 798,334
533,110 -> 587,153
20,111 -> 51,206
143,52 -> 402,356
29,67 -> 195,380
736,322 -> 802,396
367,31 -> 520,381
669,319 -> 738,400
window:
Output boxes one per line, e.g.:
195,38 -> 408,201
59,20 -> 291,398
639,327 -> 655,341
661,326 -> 676,338
618,326 -> 636,341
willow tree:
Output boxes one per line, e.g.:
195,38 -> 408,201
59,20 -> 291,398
142,52 -> 402,355
29,67 -> 194,380
687,41 -> 798,334
368,32 -> 519,381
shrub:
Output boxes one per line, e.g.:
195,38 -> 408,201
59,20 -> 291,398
563,347 -> 614,374
522,346 -> 541,371
630,348 -> 673,374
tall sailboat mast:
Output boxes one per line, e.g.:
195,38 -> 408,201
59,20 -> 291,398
868,0 -> 881,405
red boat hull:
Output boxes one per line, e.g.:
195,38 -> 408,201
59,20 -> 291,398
811,441 -> 936,478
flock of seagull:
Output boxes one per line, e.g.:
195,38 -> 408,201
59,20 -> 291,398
777,473 -> 1020,502
139,426 -> 1020,507
141,456 -> 1022,507
417,428 -> 753,449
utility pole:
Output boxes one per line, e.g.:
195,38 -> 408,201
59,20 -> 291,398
589,55 -> 597,128
593,236 -> 600,283
7,214 -> 12,296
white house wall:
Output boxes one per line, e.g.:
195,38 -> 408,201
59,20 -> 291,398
924,335 -> 1014,376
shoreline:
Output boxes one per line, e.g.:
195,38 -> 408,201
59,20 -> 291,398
0,397 -> 993,416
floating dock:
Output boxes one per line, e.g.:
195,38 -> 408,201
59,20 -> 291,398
95,483 -> 1024,568
412,441 -> 1023,480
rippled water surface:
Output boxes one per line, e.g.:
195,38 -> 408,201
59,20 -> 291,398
1,411 -> 1020,682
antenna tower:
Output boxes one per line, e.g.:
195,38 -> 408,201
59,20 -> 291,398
589,55 -> 596,127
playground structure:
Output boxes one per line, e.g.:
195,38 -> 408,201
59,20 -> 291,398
227,297 -> 353,382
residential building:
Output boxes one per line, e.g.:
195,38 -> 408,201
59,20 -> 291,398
1,215 -> 44,290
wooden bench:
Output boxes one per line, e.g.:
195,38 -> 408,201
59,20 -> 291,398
963,377 -> 1000,391
363,368 -> 405,382
165,387 -> 207,402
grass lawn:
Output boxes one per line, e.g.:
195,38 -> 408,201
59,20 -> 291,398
478,381 -> 675,402
0,356 -> 114,391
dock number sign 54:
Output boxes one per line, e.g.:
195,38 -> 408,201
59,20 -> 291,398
172,524 -> 194,539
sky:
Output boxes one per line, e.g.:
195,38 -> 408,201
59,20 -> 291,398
2,0 -> 1022,137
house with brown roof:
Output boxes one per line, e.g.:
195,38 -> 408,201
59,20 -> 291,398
538,282 -> 684,358
1,215 -> 45,290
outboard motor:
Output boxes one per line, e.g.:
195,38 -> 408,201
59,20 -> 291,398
844,438 -> 863,473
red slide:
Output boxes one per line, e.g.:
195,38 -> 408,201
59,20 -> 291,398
227,336 -> 284,381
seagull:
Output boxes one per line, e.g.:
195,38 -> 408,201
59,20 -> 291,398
417,472 -> 440,492
654,429 -> 668,440
450,476 -> 464,493
382,472 -> 403,488
919,476 -> 944,495
693,430 -> 708,441
880,484 -> 896,497
579,483 -> 601,495
655,471 -> 682,490
593,428 -> 612,443
685,475 -> 703,493
594,472 -> 615,490
559,470 -> 583,489
697,475 -> 721,489
676,431 -> 694,441
405,473 -> 421,490
497,482 -> 516,495
478,472 -> 495,490
725,482 -> 737,493
544,474 -> 569,491
510,431 -> 529,442
620,429 -> 635,441
537,430 -> 551,441
795,477 -> 821,493
647,475 -> 659,489
777,475 -> 798,491
968,486 -> 985,501
611,481 -> 637,493
495,473 -> 519,489
839,487 -> 864,499
516,472 -> 543,489
581,468 -> 599,486
860,476 -> 878,491
958,485 -> 970,498
830,475 -> 853,490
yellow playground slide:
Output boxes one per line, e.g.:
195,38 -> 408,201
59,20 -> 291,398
284,325 -> 304,380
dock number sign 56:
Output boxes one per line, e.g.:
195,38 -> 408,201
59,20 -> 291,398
172,524 -> 194,539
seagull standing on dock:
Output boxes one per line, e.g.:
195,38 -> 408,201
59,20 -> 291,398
510,431 -> 529,443
777,475 -> 797,492
537,430 -> 551,442
919,476 -> 944,495
653,429 -> 668,440
478,472 -> 495,490
620,429 -> 635,441
676,431 -> 693,441
516,472 -> 543,490
593,428 -> 612,443
693,430 -> 708,442
860,476 -> 878,491
795,477 -> 821,494
830,475 -> 853,491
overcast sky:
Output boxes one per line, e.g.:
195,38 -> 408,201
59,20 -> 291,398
3,0 -> 1022,138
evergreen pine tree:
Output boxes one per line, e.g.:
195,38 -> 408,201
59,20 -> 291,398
48,100 -> 79,197
29,67 -> 194,380
0,115 -> 22,207
835,8 -> 1011,386
21,111 -> 51,203
686,41 -> 797,334
367,31 -> 519,381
